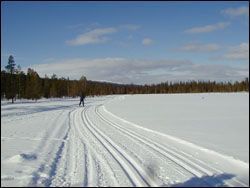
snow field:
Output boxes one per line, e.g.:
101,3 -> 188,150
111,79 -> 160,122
1,94 -> 249,187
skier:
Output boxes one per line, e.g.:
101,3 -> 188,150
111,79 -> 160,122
79,93 -> 85,107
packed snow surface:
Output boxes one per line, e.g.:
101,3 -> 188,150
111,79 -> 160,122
105,93 -> 249,163
1,93 -> 249,187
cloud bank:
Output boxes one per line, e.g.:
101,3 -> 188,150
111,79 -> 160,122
223,42 -> 249,60
25,58 -> 248,84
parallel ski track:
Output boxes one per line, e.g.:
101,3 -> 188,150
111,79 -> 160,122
70,108 -> 96,187
81,105 -> 158,187
94,104 -> 248,187
26,98 -> 248,187
28,109 -> 72,187
70,107 -> 119,187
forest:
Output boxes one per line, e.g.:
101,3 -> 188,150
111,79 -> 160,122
1,55 -> 249,103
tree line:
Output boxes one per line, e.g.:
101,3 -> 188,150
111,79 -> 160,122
1,55 -> 249,103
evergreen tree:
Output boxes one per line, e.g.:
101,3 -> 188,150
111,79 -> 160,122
5,55 -> 16,103
246,78 -> 249,91
50,74 -> 58,97
1,70 -> 7,99
43,74 -> 50,98
25,68 -> 42,100
19,71 -> 26,99
15,65 -> 22,99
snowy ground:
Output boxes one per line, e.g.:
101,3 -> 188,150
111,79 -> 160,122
1,93 -> 249,187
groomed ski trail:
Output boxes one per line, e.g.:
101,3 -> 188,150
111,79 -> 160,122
2,96 -> 248,187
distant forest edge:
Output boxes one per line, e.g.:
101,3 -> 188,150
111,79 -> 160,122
1,55 -> 249,103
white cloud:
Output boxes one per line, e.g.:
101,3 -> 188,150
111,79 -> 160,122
223,42 -> 249,60
178,43 -> 220,52
66,27 -> 117,46
25,57 -> 248,84
221,6 -> 249,17
142,38 -> 153,45
66,24 -> 140,46
185,22 -> 230,34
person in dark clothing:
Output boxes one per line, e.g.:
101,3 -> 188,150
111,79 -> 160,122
79,93 -> 85,107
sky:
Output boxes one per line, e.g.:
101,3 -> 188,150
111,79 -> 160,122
1,1 -> 249,84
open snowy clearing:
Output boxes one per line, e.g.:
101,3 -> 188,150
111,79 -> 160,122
1,93 -> 249,187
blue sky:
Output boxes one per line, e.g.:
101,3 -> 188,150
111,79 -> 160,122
1,1 -> 249,84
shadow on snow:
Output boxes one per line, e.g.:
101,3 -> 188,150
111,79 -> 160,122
166,173 -> 235,187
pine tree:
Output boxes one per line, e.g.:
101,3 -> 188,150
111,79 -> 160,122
43,74 -> 50,98
50,74 -> 57,98
19,71 -> 26,99
15,65 -> 22,99
1,71 -> 7,99
25,68 -> 42,100
5,55 -> 16,103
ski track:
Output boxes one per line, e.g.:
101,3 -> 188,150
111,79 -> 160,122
28,109 -> 73,187
94,105 -> 247,187
2,96 -> 249,187
82,106 -> 157,187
